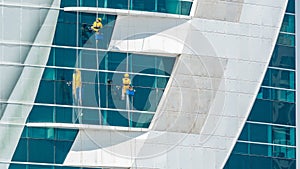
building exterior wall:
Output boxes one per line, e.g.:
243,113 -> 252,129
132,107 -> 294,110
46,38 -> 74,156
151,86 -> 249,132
224,0 -> 296,168
0,0 -> 295,169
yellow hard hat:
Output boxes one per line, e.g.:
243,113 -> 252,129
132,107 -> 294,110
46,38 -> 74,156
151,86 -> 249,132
97,18 -> 102,21
124,73 -> 129,78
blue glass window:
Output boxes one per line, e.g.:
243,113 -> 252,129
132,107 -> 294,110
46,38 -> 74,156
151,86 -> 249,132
270,45 -> 295,69
280,14 -> 295,33
257,87 -> 295,103
277,33 -> 295,47
238,123 -> 295,146
248,99 -> 295,126
69,0 -> 193,15
286,0 -> 295,14
262,68 -> 295,89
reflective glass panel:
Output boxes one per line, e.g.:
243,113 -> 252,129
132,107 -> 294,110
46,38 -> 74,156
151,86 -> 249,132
280,14 -> 295,33
257,87 -> 295,103
238,123 -> 295,146
262,68 -> 295,89
269,45 -> 295,69
276,33 -> 295,47
248,99 -> 295,126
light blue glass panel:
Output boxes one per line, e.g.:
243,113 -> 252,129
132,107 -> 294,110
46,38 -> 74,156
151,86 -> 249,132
280,14 -> 295,33
277,33 -> 295,47
257,87 -> 295,103
262,68 -> 295,89
56,129 -> 78,141
28,127 -> 55,140
273,145 -> 295,159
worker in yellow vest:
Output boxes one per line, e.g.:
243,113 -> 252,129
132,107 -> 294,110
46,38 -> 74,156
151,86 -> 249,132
122,73 -> 131,100
72,69 -> 82,106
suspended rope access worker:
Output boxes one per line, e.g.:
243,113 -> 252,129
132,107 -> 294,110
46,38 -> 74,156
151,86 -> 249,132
72,69 -> 82,106
122,73 -> 134,100
91,18 -> 103,41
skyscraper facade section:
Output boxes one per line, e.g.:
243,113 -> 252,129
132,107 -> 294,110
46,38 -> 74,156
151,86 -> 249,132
224,0 -> 296,168
0,0 -> 295,169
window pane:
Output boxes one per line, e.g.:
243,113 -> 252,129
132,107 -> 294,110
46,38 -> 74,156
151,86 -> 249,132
257,87 -> 295,103
28,127 -> 55,140
11,138 -> 27,162
262,68 -> 295,89
270,45 -> 295,69
248,99 -> 295,126
28,139 -> 54,163
280,14 -> 295,33
286,0 -> 295,13
276,33 -> 295,47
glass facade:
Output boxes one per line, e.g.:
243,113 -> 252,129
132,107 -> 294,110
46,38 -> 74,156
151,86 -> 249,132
224,0 -> 296,168
1,1 -> 176,168
61,0 -> 193,15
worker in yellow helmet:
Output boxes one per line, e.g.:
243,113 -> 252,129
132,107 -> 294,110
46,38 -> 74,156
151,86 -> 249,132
91,18 -> 103,33
122,73 -> 131,100
72,69 -> 82,106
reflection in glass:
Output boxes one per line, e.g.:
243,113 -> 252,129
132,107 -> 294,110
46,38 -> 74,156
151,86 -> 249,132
270,45 -> 295,69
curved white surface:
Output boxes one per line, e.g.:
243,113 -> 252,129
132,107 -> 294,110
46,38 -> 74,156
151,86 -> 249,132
65,0 -> 288,168
0,0 -> 61,166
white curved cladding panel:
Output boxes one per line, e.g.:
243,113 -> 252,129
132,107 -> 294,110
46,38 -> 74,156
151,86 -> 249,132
65,0 -> 287,169
109,15 -> 189,55
0,0 -> 60,166
64,129 -> 146,168
0,4 -> 49,114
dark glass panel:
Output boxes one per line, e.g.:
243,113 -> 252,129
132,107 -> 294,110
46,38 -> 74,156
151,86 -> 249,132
28,139 -> 54,163
262,68 -> 295,89
248,99 -> 295,126
106,110 -> 129,127
276,33 -> 295,47
11,138 -> 27,162
107,0 -> 129,9
9,164 -> 26,169
224,154 -> 250,169
55,141 -> 74,164
286,0 -> 295,13
250,143 -> 269,157
54,13 -> 77,46
60,0 -> 77,8
35,80 -> 55,104
249,156 -> 272,169
272,126 -> 295,146
272,157 -> 296,168
273,145 -> 296,159
270,45 -> 295,69
232,142 -> 249,154
257,87 -> 295,103
238,123 -> 249,141
248,123 -> 269,143
27,105 -> 54,123
56,106 -> 73,123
